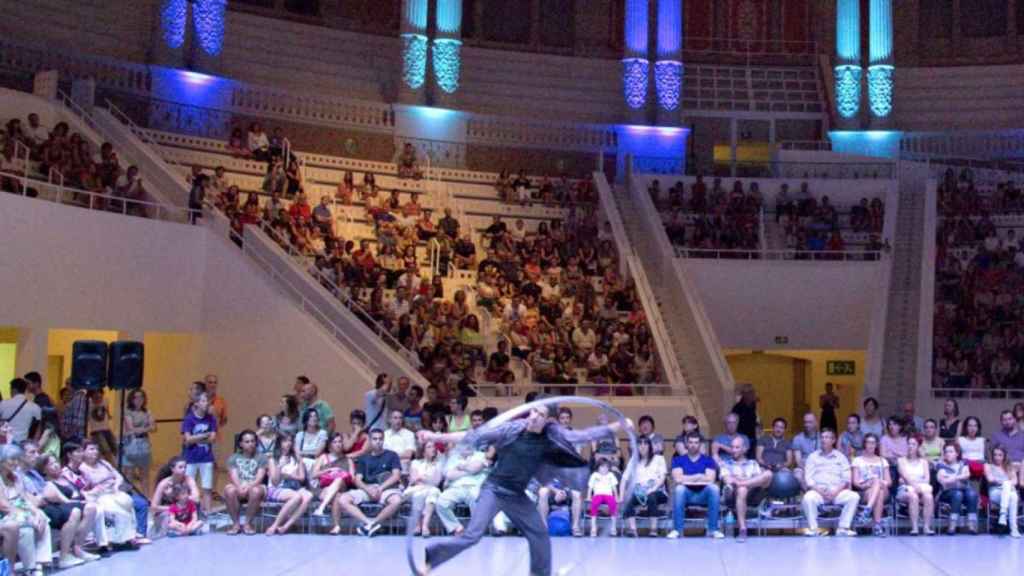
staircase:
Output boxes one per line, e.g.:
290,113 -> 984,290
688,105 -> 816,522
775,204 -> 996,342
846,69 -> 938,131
876,162 -> 931,410
608,161 -> 736,430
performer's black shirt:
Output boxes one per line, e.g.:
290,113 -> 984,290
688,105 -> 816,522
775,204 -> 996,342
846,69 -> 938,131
486,430 -> 551,493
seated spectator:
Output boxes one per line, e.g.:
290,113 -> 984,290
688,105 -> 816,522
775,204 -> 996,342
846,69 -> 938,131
263,159 -> 287,195
800,429 -> 858,537
636,416 -> 664,455
0,139 -> 26,195
295,408 -> 328,473
439,208 -> 460,241
990,409 -> 1024,464
434,442 -> 489,535
919,419 -> 942,462
312,195 -> 333,235
720,436 -> 772,541
879,417 -> 908,465
23,446 -> 95,568
264,434 -> 313,535
268,127 -> 291,162
403,442 -> 443,536
667,433 -> 723,539
985,446 -> 1020,537
756,417 -> 793,472
112,165 -> 145,215
165,484 -> 203,537
0,444 -> 52,571
791,413 -> 820,488
227,127 -> 250,158
78,440 -> 144,549
896,435 -> 934,535
623,435 -> 667,536
336,171 -> 356,204
223,430 -> 267,535
335,429 -> 403,537
935,443 -> 978,535
537,474 -> 584,537
957,416 -> 986,474
587,458 -> 619,537
511,169 -> 531,205
397,143 -> 423,180
248,122 -> 270,161
149,456 -> 200,538
851,433 -> 890,536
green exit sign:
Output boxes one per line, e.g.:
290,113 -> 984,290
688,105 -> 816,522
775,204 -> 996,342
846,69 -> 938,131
827,361 -> 856,376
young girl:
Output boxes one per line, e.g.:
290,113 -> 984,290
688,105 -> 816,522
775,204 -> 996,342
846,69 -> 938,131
851,433 -> 890,536
587,459 -> 619,537
167,485 -> 203,536
87,390 -> 116,461
149,456 -> 200,538
446,396 -> 471,433
224,430 -> 267,535
123,389 -> 155,492
985,446 -> 1020,537
265,435 -> 313,536
312,433 -> 353,527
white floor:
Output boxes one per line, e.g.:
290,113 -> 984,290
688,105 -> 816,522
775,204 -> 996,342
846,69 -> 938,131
59,533 -> 1024,576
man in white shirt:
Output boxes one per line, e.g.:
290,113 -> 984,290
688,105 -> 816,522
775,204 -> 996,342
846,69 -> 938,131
434,443 -> 490,535
571,321 -> 598,354
0,378 -> 42,443
24,114 -> 49,150
800,429 -> 859,537
382,410 -> 417,472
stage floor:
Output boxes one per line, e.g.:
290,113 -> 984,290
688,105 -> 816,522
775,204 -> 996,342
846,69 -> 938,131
65,533 -> 1022,576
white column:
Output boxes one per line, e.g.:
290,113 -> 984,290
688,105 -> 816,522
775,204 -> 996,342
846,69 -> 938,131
834,0 -> 862,129
15,328 -> 48,377
623,0 -> 650,123
190,0 -> 227,74
432,0 -> 464,108
868,0 -> 894,127
655,0 -> 683,126
399,0 -> 429,105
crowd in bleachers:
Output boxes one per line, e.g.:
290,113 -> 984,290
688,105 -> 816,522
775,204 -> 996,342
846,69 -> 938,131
655,175 -> 886,258
934,168 -> 1024,396
194,123 -> 662,395
1,112 -> 147,213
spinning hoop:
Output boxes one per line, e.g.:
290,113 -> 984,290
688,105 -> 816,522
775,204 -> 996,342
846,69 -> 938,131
407,396 -> 639,576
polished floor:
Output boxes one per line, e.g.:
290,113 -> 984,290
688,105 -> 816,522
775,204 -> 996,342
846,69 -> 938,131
62,533 -> 1024,576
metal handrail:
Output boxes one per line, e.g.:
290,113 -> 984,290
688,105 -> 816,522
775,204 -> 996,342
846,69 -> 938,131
930,387 -> 1024,400
673,247 -> 884,261
5,170 -> 197,222
104,98 -> 185,172
472,382 -> 675,397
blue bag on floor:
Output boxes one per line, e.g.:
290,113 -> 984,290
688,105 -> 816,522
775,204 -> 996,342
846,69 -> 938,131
547,509 -> 571,536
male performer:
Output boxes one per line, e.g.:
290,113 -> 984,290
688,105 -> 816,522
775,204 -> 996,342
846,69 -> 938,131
417,402 -> 632,576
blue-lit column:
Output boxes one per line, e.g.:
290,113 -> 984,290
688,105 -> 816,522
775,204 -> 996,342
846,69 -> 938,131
623,0 -> 650,124
154,0 -> 188,68
432,0 -> 463,107
868,0 -> 894,127
655,0 -> 683,126
399,0 -> 429,105
834,0 -> 861,129
191,0 -> 227,74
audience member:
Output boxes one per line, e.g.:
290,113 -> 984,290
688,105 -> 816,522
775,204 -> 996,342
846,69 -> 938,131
667,433 -> 723,539
719,436 -> 772,541
223,430 -> 267,535
335,429 -> 403,537
851,433 -> 890,536
935,443 -> 978,535
181,393 -> 217,512
896,435 -> 934,535
801,429 -> 858,537
985,446 -> 1020,537
264,434 -> 313,535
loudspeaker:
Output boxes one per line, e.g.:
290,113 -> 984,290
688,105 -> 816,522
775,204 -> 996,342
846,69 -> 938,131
71,341 -> 108,391
108,341 -> 144,391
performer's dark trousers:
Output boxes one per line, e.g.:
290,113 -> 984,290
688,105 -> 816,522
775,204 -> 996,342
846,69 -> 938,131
426,482 -> 551,576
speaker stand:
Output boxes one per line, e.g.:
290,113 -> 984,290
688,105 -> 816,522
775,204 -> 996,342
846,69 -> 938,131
116,388 -> 127,472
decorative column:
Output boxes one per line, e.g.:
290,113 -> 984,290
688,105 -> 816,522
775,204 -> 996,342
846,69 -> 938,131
868,0 -> 894,126
399,0 -> 429,105
432,0 -> 463,107
623,0 -> 650,123
191,0 -> 227,74
834,0 -> 862,129
655,0 -> 683,126
154,0 -> 188,68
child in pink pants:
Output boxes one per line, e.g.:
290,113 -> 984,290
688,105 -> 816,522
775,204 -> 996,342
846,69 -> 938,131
588,460 -> 620,536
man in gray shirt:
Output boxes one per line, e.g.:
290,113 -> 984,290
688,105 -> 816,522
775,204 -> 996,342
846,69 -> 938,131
991,410 -> 1024,463
757,417 -> 794,471
791,413 -> 820,488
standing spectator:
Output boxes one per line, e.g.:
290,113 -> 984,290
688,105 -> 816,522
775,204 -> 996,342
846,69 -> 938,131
23,372 -> 53,417
204,374 -> 228,430
365,374 -> 392,432
299,380 -> 335,434
60,386 -> 89,444
819,382 -> 840,433
122,389 -> 155,492
87,390 -> 116,462
719,436 -> 772,542
800,429 -> 859,537
731,385 -> 759,457
188,174 -> 207,224
0,378 -> 41,443
667,433 -> 723,539
181,393 -> 217,512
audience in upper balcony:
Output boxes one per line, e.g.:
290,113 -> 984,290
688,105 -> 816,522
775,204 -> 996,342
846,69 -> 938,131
397,143 -> 423,180
248,122 -> 271,161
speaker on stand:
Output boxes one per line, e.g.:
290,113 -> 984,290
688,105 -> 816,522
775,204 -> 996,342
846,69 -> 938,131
70,340 -> 109,443
108,341 -> 144,472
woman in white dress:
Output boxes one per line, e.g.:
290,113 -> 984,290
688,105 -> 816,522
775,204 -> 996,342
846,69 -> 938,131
897,436 -> 934,535
403,441 -> 443,536
78,440 -> 139,548
265,435 -> 313,535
